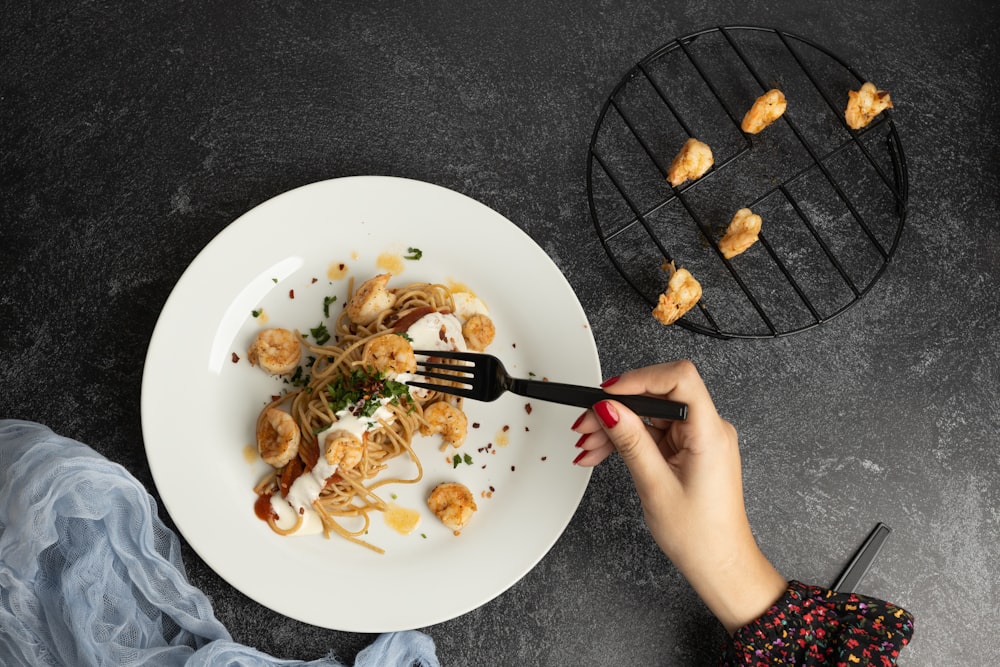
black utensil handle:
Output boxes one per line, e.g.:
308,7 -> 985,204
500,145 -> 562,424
511,379 -> 687,421
832,522 -> 892,593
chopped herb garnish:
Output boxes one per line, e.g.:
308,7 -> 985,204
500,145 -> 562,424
391,493 -> 397,500
452,454 -> 462,468
528,371 -> 536,377
397,331 -> 413,342
421,533 -> 427,539
310,322 -> 331,345
251,309 -> 261,318
323,295 -> 337,318
463,453 -> 473,465
404,247 -> 423,260
326,367 -> 409,418
272,277 -> 278,283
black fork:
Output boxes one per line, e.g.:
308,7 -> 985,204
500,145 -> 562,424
408,350 -> 687,421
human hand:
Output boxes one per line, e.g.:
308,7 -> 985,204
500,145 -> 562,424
571,360 -> 786,634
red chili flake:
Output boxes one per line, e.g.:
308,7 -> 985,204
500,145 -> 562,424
231,352 -> 240,363
511,465 -> 516,472
438,326 -> 447,342
289,289 -> 295,299
524,403 -> 532,415
541,456 -> 547,461
502,425 -> 510,432
270,395 -> 281,402
512,343 -> 517,348
339,263 -> 346,270
481,464 -> 486,469
489,486 -> 495,492
311,277 -> 318,284
525,426 -> 530,432
472,422 -> 480,429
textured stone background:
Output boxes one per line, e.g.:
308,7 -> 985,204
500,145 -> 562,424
2,1 -> 998,665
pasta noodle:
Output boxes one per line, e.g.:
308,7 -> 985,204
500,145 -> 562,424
251,276 -> 489,553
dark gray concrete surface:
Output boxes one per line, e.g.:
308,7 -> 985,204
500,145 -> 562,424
2,1 -> 997,665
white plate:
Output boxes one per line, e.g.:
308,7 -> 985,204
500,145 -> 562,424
141,176 -> 600,632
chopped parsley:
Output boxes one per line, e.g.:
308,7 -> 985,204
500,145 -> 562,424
404,247 -> 423,260
397,331 -> 413,342
310,322 -> 331,345
323,295 -> 337,318
451,453 -> 474,468
326,367 -> 409,418
251,309 -> 261,318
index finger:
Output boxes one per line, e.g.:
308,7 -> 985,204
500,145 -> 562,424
602,360 -> 720,429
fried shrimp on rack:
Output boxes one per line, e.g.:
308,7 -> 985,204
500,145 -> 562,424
419,401 -> 468,449
667,138 -> 714,187
427,482 -> 478,535
324,430 -> 364,472
741,89 -> 787,134
257,408 -> 301,468
461,313 -> 495,351
363,333 -> 417,375
346,273 -> 397,325
845,82 -> 893,130
652,261 -> 703,326
719,208 -> 763,259
248,328 -> 301,375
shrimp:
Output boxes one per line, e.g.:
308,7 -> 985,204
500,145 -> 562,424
419,401 -> 468,448
667,138 -> 714,187
718,208 -> 763,259
652,261 -> 702,326
324,430 -> 364,472
247,328 -> 301,375
363,333 -> 416,375
257,407 -> 301,468
426,482 -> 477,535
346,273 -> 397,325
845,82 -> 893,130
461,313 -> 495,351
741,89 -> 787,134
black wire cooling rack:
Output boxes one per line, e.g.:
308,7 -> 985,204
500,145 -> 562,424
586,26 -> 908,339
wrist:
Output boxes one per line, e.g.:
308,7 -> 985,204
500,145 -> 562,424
675,529 -> 787,635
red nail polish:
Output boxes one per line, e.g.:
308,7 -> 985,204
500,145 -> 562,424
600,375 -> 620,388
570,411 -> 587,430
574,433 -> 589,448
572,450 -> 587,465
594,401 -> 619,428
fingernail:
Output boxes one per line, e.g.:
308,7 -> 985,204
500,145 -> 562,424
594,400 -> 619,428
600,375 -> 620,388
570,411 -> 587,430
572,450 -> 587,465
574,433 -> 589,448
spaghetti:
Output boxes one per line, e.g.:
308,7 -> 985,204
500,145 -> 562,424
251,274 -> 493,553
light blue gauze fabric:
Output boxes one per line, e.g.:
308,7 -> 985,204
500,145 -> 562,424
0,420 -> 440,667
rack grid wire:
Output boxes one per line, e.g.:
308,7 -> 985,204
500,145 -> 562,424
586,26 -> 908,339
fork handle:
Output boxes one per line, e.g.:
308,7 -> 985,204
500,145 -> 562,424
509,379 -> 687,421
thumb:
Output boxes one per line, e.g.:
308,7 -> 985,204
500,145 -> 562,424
593,400 -> 676,500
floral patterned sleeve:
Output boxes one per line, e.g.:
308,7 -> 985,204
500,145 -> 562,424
720,580 -> 914,666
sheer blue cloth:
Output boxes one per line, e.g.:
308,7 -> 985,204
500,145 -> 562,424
0,420 -> 440,667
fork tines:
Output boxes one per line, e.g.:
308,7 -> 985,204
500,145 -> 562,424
407,350 -> 477,397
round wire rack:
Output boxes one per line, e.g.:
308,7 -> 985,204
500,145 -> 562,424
586,26 -> 908,339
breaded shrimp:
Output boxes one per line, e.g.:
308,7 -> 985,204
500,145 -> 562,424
652,261 -> 702,326
461,313 -> 495,351
667,138 -> 714,187
247,328 -> 301,375
845,82 -> 893,130
419,401 -> 468,448
257,408 -> 301,468
324,430 -> 364,472
346,273 -> 397,325
741,89 -> 787,134
363,333 -> 417,375
719,208 -> 763,259
426,482 -> 477,534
